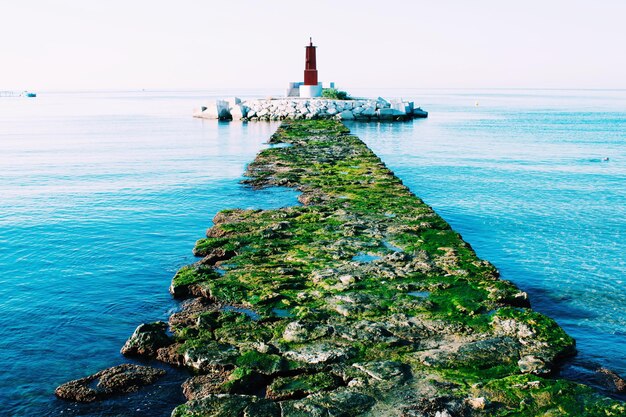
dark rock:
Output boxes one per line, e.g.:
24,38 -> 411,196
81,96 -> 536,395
55,364 -> 165,402
183,342 -> 239,372
169,298 -> 215,329
197,248 -> 236,266
171,394 -> 280,417
182,370 -> 232,400
120,321 -> 171,357
156,343 -> 185,367
598,367 -> 626,393
420,337 -> 522,369
401,396 -> 471,417
518,355 -> 550,375
281,389 -> 375,417
283,342 -> 355,365
334,320 -> 400,344
282,320 -> 332,343
351,361 -> 408,385
265,372 -> 340,400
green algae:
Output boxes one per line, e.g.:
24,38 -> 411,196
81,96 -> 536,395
163,120 -> 623,416
266,373 -> 339,400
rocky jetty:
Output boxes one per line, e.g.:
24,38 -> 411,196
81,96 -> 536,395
58,120 -> 625,415
193,97 -> 427,122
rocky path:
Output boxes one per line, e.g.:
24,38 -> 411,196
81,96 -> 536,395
58,120 -> 625,416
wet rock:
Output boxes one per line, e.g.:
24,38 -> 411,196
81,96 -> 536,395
283,342 -> 354,365
265,372 -> 340,400
486,281 -> 530,308
198,248 -> 236,265
597,367 -> 626,393
183,342 -> 239,372
212,209 -> 258,226
171,394 -> 280,417
298,190 -> 329,206
352,361 -> 408,384
456,337 -> 521,367
182,370 -> 233,400
386,314 -> 468,341
492,316 -> 535,340
120,321 -> 171,357
433,247 -> 461,274
327,293 -> 380,318
280,389 -> 375,417
206,225 -> 231,238
156,343 -> 185,367
518,355 -> 550,375
419,337 -> 521,369
55,364 -> 165,402
169,298 -> 215,329
466,396 -> 488,410
383,250 -> 410,265
333,320 -> 399,344
401,396 -> 471,417
282,320 -> 331,343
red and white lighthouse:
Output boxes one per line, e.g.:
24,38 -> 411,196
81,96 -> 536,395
286,38 -> 325,98
304,37 -> 318,86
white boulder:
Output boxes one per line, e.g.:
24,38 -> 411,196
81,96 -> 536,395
337,110 -> 355,120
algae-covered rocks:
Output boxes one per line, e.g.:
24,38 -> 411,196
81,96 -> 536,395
120,321 -> 172,357
65,120 -> 624,415
55,364 -> 165,402
160,120 -> 623,416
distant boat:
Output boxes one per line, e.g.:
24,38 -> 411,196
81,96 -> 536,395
22,91 -> 37,98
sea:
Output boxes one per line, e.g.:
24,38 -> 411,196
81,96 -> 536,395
0,89 -> 624,416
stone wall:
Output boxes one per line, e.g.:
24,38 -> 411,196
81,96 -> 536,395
193,97 -> 427,122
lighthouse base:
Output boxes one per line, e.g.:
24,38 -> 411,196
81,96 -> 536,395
299,83 -> 323,98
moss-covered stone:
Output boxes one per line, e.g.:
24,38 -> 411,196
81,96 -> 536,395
266,372 -> 339,400
156,120 -> 623,415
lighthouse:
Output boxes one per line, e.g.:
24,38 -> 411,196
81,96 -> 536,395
286,38 -> 329,98
304,38 -> 318,86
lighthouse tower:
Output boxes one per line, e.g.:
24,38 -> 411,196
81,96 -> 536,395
286,38 -> 331,98
304,38 -> 318,86
298,38 -> 323,98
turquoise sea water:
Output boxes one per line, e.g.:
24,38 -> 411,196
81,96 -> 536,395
0,89 -> 624,415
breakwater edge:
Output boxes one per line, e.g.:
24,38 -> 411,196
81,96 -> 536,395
56,119 -> 625,416
193,97 -> 428,122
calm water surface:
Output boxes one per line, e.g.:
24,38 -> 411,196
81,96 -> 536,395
350,88 -> 626,391
0,89 -> 624,415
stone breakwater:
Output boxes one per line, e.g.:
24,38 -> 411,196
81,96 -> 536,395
57,120 -> 625,416
193,97 -> 428,122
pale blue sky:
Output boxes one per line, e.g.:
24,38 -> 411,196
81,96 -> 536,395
2,0 -> 625,90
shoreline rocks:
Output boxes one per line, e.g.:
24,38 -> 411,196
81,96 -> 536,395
57,119 -> 625,415
55,364 -> 165,402
120,321 -> 172,357
193,97 -> 428,122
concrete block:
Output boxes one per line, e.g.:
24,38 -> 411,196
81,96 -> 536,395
337,110 -> 355,120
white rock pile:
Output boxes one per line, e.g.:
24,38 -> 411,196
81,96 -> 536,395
193,97 -> 427,122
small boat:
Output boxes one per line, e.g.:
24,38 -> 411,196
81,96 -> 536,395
22,91 -> 37,98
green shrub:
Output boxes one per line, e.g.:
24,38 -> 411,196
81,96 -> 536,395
321,88 -> 350,100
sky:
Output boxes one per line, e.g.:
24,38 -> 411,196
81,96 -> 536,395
2,0 -> 625,91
